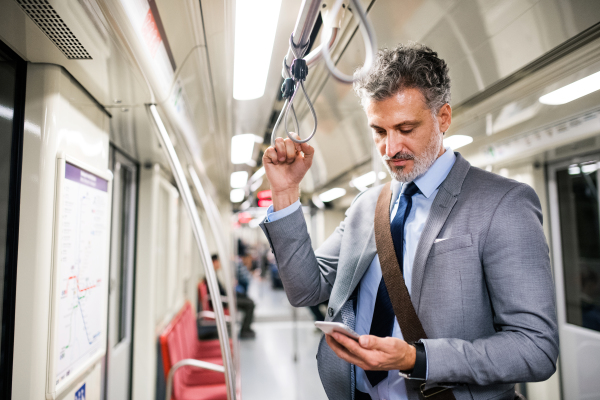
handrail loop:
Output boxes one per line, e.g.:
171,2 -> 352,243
271,34 -> 318,145
320,0 -> 377,83
271,0 -> 376,145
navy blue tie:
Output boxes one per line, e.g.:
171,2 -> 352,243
365,182 -> 420,387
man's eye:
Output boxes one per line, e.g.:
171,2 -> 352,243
375,130 -> 386,136
401,129 -> 413,134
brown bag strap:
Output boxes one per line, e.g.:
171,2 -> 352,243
374,182 -> 455,400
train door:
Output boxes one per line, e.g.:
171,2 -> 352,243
0,40 -> 25,400
105,147 -> 138,400
548,156 -> 600,400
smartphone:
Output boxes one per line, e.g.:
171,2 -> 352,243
315,321 -> 360,341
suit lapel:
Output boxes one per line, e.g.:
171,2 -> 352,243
410,154 -> 471,312
342,183 -> 394,309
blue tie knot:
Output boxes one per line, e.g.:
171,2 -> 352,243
402,181 -> 420,197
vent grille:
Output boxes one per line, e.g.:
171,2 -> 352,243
16,0 -> 92,60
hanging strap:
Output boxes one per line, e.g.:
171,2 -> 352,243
374,182 -> 455,400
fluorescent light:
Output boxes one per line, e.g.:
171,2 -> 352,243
378,171 -> 387,180
443,135 -> 473,150
233,0 -> 283,100
230,171 -> 249,188
539,71 -> 600,105
568,166 -> 581,175
582,164 -> 598,174
231,134 -> 256,164
230,188 -> 245,203
351,171 -> 377,192
319,188 -> 346,202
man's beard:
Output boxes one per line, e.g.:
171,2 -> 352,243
381,131 -> 443,183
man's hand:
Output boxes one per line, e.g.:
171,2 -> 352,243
263,135 -> 314,211
325,333 -> 416,371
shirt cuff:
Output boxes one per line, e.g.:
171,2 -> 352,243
266,200 -> 301,222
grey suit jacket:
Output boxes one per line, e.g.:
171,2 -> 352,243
260,153 -> 559,400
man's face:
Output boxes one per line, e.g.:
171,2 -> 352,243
366,88 -> 451,182
212,259 -> 221,271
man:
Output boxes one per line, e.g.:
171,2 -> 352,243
209,255 -> 256,338
259,43 -> 558,400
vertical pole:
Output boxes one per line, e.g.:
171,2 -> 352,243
188,166 -> 241,397
147,105 -> 235,399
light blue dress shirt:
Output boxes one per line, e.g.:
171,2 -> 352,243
267,149 -> 456,399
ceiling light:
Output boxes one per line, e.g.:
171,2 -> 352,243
539,71 -> 600,105
581,164 -> 598,174
319,188 -> 346,202
568,165 -> 581,175
443,135 -> 473,150
230,188 -> 245,203
351,171 -> 377,192
233,0 -> 283,100
231,134 -> 256,164
230,171 -> 249,188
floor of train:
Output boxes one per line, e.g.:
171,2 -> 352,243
241,276 -> 328,400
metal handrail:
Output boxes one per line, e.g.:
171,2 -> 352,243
166,359 -> 225,400
148,105 -> 235,400
188,165 -> 242,397
320,0 -> 377,83
282,0 -> 323,70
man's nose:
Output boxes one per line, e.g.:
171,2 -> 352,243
386,131 -> 406,157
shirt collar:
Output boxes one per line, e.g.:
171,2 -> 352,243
392,148 -> 457,199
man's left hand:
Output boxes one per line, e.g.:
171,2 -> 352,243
325,333 -> 416,371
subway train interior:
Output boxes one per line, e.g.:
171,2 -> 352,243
1,0 -> 600,399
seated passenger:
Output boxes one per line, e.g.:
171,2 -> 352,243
209,254 -> 256,339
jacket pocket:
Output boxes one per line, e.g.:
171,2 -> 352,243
431,233 -> 472,256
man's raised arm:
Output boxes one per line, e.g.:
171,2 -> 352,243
260,136 -> 339,307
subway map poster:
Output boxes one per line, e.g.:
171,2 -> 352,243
52,161 -> 110,393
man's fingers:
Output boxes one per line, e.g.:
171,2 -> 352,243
333,333 -> 371,359
300,142 -> 314,159
284,138 -> 297,164
325,335 -> 365,367
274,137 -> 286,162
263,146 -> 279,165
359,335 -> 387,350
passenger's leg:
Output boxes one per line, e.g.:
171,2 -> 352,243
236,294 -> 255,337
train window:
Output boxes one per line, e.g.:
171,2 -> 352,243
557,163 -> 600,332
0,41 -> 26,397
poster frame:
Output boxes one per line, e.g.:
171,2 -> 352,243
46,153 -> 113,399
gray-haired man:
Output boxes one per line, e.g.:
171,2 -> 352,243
260,43 -> 558,400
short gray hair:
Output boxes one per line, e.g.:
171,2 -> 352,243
353,43 -> 451,114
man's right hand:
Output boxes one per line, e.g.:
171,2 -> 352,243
263,135 -> 314,211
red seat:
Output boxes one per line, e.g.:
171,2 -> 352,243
160,301 -> 230,400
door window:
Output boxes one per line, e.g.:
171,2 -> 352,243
557,162 -> 600,332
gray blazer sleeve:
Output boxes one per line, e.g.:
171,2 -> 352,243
423,183 -> 559,387
260,207 -> 344,307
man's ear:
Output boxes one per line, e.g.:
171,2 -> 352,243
438,103 -> 452,133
